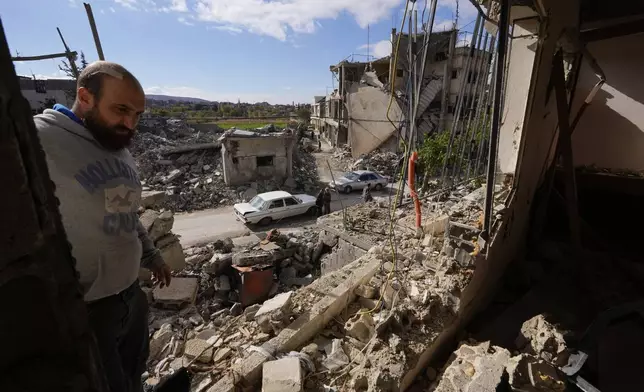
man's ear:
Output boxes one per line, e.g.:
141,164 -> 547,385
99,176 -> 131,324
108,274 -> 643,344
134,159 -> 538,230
76,87 -> 95,113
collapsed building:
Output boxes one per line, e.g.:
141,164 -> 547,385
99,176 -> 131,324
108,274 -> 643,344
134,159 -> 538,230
311,29 -> 490,158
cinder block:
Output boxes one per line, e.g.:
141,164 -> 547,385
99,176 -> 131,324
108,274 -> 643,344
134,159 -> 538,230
262,357 -> 303,392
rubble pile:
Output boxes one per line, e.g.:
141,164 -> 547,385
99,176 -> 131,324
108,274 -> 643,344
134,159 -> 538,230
430,315 -> 570,391
143,228 -> 344,390
350,149 -> 401,180
132,116 -> 321,212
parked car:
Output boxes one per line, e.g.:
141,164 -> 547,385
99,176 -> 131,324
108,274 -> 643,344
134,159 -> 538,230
234,190 -> 318,226
328,170 -> 389,194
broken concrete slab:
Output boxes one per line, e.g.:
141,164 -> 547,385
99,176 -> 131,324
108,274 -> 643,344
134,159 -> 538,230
354,284 -> 377,299
255,291 -> 293,332
213,347 -> 232,363
206,255 -> 380,392
185,338 -> 214,363
262,357 -> 303,392
231,234 -> 261,249
233,250 -> 273,267
322,339 -> 350,372
319,230 -> 339,248
149,323 -> 173,362
160,238 -> 186,271
153,277 -> 198,309
434,341 -> 511,392
141,190 -> 167,208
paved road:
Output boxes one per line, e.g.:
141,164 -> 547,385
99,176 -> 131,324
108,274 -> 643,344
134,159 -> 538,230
173,190 -> 388,247
174,140 -> 405,247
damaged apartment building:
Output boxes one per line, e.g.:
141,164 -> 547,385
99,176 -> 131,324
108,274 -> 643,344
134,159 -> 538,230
311,28 -> 490,158
219,128 -> 296,186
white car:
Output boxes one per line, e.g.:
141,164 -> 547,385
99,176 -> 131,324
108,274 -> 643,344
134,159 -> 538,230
328,170 -> 390,194
234,191 -> 318,226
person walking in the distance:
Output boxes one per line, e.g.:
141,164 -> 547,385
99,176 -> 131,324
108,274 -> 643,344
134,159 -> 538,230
319,187 -> 332,215
362,183 -> 374,203
34,61 -> 171,392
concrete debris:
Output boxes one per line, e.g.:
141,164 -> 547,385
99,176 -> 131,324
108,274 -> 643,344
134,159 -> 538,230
322,339 -> 350,372
345,312 -> 375,343
349,149 -> 400,181
516,315 -> 569,365
132,114 -> 318,211
506,354 -> 566,392
255,291 -> 293,333
184,338 -> 214,363
262,357 -> 304,392
433,341 -> 512,392
152,277 -> 198,308
354,284 -> 377,299
149,323 -> 173,362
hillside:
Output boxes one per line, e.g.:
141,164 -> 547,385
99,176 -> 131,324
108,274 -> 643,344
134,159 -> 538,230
146,94 -> 211,103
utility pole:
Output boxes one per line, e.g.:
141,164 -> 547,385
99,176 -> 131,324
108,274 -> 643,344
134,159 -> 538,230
57,27 -> 79,78
84,2 -> 105,60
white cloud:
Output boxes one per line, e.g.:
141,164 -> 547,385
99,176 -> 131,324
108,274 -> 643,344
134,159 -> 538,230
437,0 -> 479,28
358,39 -> 392,59
115,0 -> 139,10
144,85 -> 313,104
209,25 -> 243,34
178,16 -> 195,25
433,19 -> 455,32
194,0 -> 402,41
170,0 -> 188,12
110,7 -> 117,12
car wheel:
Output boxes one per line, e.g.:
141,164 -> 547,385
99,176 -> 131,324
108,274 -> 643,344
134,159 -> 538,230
258,217 -> 272,226
307,206 -> 319,216
374,183 -> 383,191
343,185 -> 352,194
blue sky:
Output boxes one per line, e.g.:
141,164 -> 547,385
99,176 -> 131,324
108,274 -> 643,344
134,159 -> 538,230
3,0 -> 478,104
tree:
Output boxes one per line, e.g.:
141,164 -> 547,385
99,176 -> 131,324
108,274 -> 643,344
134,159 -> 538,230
297,107 -> 311,123
59,51 -> 89,103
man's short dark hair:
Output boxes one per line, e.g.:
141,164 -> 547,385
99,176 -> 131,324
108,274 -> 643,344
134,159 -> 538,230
77,61 -> 142,100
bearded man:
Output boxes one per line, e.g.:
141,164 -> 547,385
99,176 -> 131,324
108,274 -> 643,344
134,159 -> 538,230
34,61 -> 170,392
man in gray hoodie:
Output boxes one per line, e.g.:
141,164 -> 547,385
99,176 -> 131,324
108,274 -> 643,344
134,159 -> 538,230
34,61 -> 170,392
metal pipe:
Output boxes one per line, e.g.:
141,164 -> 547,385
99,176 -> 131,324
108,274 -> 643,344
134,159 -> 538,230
83,3 -> 105,60
455,30 -> 489,180
467,34 -> 496,179
411,0 -> 438,139
441,14 -> 482,184
483,0 -> 510,235
474,49 -> 498,177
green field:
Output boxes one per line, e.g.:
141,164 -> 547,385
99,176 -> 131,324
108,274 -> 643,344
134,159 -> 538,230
189,118 -> 290,130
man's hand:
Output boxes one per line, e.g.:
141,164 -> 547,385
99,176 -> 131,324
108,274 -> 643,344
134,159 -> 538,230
150,263 -> 172,288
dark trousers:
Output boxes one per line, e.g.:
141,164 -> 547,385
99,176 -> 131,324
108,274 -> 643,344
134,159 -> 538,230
87,281 -> 149,392
323,202 -> 331,215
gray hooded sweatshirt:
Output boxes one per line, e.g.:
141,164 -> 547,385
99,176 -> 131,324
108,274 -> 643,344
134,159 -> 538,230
34,109 -> 164,302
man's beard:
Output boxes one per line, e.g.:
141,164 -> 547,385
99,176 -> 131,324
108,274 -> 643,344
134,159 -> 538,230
84,109 -> 135,151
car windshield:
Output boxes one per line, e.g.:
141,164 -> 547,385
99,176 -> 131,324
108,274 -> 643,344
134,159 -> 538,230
343,172 -> 359,180
249,196 -> 265,209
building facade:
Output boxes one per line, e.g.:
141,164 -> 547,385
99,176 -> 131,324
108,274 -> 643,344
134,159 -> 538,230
19,77 -> 75,113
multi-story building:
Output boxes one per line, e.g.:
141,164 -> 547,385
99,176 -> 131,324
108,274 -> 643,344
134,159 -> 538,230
311,29 -> 491,158
18,76 -> 75,114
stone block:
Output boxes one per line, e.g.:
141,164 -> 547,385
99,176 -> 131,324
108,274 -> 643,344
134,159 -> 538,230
163,169 -> 183,184
447,221 -> 480,240
186,253 -> 211,265
160,239 -> 186,271
185,338 -> 214,363
322,339 -> 349,372
516,314 -> 568,363
233,251 -> 272,267
141,190 -> 167,208
153,277 -> 198,308
149,211 -> 175,242
354,284 -> 377,299
422,214 -> 448,236
139,209 -> 160,232
213,347 -> 233,363
319,230 -> 339,248
345,312 -> 375,343
149,323 -> 173,361
262,357 -> 303,392
244,304 -> 262,321
255,291 -> 293,319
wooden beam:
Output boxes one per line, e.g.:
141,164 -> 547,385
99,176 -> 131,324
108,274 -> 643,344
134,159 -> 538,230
11,51 -> 76,62
56,28 -> 79,79
581,17 -> 644,42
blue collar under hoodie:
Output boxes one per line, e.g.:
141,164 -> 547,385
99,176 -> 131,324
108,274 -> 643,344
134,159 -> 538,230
34,109 -> 163,301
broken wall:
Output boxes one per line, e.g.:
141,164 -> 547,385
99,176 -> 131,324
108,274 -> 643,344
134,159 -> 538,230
459,0 -> 581,329
571,32 -> 644,171
221,135 -> 294,186
346,83 -> 403,158
497,8 -> 540,174
320,237 -> 367,275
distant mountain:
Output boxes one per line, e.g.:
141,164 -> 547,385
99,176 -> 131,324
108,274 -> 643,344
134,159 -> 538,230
146,94 -> 211,103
